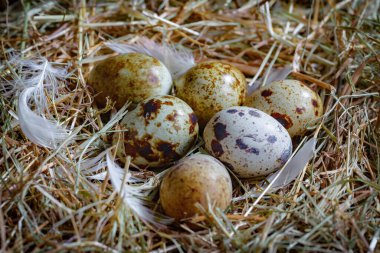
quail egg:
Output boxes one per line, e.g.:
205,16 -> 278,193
174,61 -> 246,129
245,79 -> 323,137
115,95 -> 198,168
160,153 -> 232,220
204,106 -> 292,178
88,53 -> 172,108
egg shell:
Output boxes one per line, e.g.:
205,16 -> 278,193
203,106 -> 292,178
116,95 -> 198,168
160,153 -> 232,220
245,80 -> 323,137
174,61 -> 246,129
88,53 -> 172,109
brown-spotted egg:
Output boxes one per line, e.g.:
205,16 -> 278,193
203,106 -> 292,178
88,53 -> 172,109
160,153 -> 232,220
115,95 -> 198,168
174,61 -> 246,129
245,80 -> 323,137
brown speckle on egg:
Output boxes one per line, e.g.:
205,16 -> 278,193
227,109 -> 238,114
271,112 -> 294,129
261,89 -> 273,97
156,141 -> 181,161
267,135 -> 277,143
213,123 -> 229,141
311,99 -> 318,107
115,95 -> 199,168
296,107 -> 305,114
235,139 -> 248,150
245,80 -> 323,137
188,113 -> 198,134
141,98 -> 161,122
249,110 -> 261,117
211,139 -> 224,157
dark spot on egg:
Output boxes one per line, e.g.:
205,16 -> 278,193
156,141 -> 181,161
188,113 -> 198,134
261,89 -> 273,97
124,130 -> 158,163
311,99 -> 318,108
238,112 -> 245,117
141,98 -> 161,122
166,110 -> 178,122
296,107 -> 305,114
211,139 -> 224,157
247,147 -> 260,155
271,112 -> 293,129
267,135 -> 277,143
214,122 -> 229,141
236,139 -> 248,150
227,109 -> 238,114
249,110 -> 261,117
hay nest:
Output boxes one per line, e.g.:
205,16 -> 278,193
0,1 -> 379,252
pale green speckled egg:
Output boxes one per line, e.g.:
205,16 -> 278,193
174,61 -> 246,129
88,53 -> 172,109
114,95 -> 199,168
245,80 -> 323,137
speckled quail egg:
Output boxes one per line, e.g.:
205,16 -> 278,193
88,53 -> 172,109
203,106 -> 292,178
114,95 -> 198,168
160,153 -> 232,220
245,80 -> 323,137
174,61 -> 246,129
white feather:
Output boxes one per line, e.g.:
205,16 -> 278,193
264,137 -> 316,190
248,66 -> 293,95
80,150 -> 108,180
2,55 -> 66,111
106,37 -> 195,79
106,151 -> 172,227
233,137 -> 317,202
2,55 -> 71,149
18,87 -> 70,149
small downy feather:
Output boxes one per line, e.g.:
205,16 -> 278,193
233,137 -> 316,202
2,55 -> 71,149
106,37 -> 195,79
263,137 -> 316,190
2,55 -> 67,109
107,151 -> 172,227
18,87 -> 70,149
247,66 -> 292,95
80,150 -> 108,180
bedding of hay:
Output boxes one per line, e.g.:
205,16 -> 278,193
0,1 -> 379,252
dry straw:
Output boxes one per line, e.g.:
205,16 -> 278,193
0,0 -> 379,252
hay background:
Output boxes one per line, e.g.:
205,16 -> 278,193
0,0 -> 379,252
